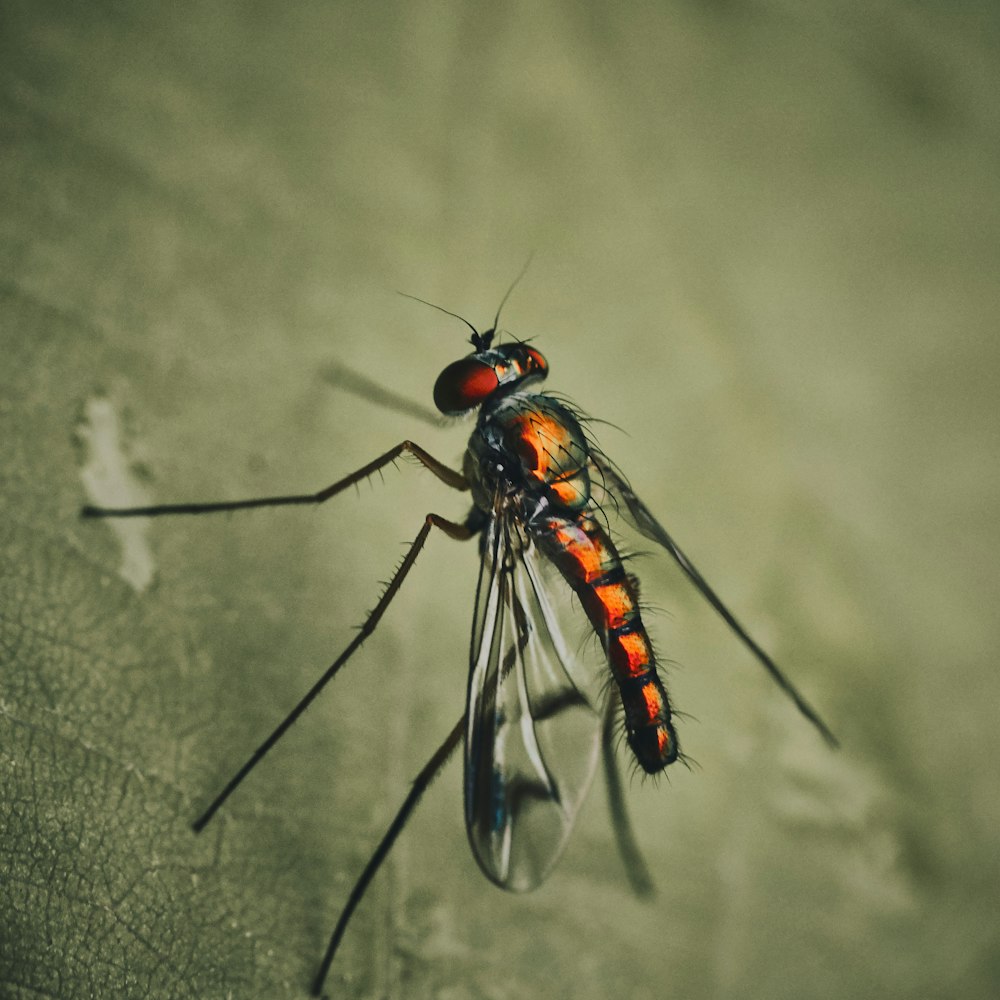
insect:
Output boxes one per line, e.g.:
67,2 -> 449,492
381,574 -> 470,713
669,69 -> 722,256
82,281 -> 837,996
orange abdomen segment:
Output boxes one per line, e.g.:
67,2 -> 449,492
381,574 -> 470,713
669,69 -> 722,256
539,514 -> 678,773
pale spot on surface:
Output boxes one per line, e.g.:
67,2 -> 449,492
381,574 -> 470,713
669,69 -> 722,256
78,395 -> 156,592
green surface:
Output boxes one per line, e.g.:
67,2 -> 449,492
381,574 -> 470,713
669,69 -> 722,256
2,2 -> 999,998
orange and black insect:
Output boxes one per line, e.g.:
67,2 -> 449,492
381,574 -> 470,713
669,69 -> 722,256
82,277 -> 837,996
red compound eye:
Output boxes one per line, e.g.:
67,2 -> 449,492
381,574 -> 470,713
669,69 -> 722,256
433,358 -> 500,414
523,347 -> 548,374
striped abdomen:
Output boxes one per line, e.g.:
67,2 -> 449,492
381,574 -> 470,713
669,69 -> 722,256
537,513 -> 678,773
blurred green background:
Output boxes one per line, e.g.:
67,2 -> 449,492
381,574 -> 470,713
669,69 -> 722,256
2,2 -> 998,998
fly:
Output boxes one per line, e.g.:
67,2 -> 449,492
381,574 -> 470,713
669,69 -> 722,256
82,279 -> 838,996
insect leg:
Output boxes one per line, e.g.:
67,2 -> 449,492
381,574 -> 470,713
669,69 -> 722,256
589,454 -> 838,748
322,362 -> 449,427
601,696 -> 655,899
191,512 -> 476,832
311,714 -> 464,997
80,441 -> 468,518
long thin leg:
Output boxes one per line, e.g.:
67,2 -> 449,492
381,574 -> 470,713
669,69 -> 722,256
311,714 -> 464,997
590,454 -> 838,748
81,441 -> 467,518
322,363 -> 449,428
191,513 -> 475,833
602,697 -> 655,899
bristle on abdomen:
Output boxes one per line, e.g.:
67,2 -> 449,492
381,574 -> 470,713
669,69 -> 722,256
608,626 -> 677,772
538,514 -> 678,773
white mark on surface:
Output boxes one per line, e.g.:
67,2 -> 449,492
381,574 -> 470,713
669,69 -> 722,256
78,396 -> 156,592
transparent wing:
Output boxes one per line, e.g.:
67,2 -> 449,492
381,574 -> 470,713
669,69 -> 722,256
464,495 -> 606,892
589,451 -> 838,747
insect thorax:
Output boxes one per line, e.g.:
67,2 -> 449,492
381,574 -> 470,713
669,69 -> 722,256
465,392 -> 593,522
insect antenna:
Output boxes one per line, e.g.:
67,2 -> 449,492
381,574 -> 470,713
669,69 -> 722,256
398,254 -> 534,353
483,251 -> 535,348
397,291 -> 483,344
